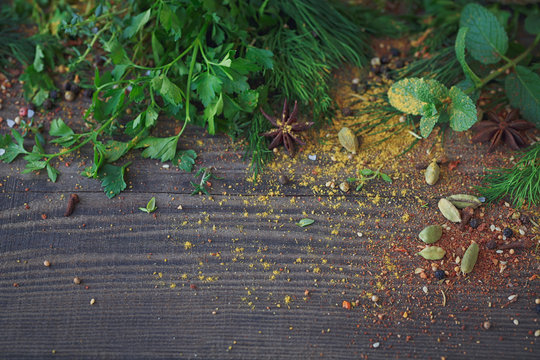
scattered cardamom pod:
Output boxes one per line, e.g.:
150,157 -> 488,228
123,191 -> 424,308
461,242 -> 479,274
338,127 -> 359,154
424,160 -> 440,185
446,194 -> 482,209
438,198 -> 461,223
417,246 -> 446,260
419,225 -> 443,244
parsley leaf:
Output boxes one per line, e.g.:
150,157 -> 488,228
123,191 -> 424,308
123,9 -> 152,39
0,130 -> 28,163
174,149 -> 197,172
192,72 -> 222,107
85,162 -> 131,199
135,136 -> 179,162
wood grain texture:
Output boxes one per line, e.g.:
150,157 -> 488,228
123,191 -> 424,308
1,100 -> 539,359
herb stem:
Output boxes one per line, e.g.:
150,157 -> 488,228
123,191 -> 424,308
473,33 -> 540,91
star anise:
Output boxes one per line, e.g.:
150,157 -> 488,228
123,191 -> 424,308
261,99 -> 314,157
471,109 -> 535,152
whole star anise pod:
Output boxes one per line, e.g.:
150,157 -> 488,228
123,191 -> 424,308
471,109 -> 535,152
261,99 -> 314,157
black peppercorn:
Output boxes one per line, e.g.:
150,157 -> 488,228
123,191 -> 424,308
434,270 -> 445,280
71,84 -> 81,95
469,218 -> 480,229
486,240 -> 497,250
64,82 -> 72,91
49,90 -> 58,99
390,48 -> 400,57
519,215 -> 529,224
278,174 -> 289,185
502,228 -> 513,238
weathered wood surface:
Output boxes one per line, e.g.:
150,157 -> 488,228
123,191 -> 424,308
1,101 -> 539,359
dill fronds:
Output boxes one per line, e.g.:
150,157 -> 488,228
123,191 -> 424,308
477,143 -> 540,208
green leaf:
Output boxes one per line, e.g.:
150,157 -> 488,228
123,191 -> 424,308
135,136 -> 178,162
525,14 -> 540,35
130,84 -> 146,103
103,88 -> 125,116
160,76 -> 183,106
460,3 -> 508,64
33,45 -> 44,72
380,173 -> 392,183
0,130 -> 27,163
505,66 -> 540,128
147,197 -> 156,211
388,78 -> 448,115
455,27 -> 481,86
360,169 -> 373,176
22,160 -> 47,173
46,164 -> 59,182
104,140 -> 130,162
174,149 -> 197,172
246,47 -> 274,70
49,118 -> 74,137
448,86 -> 477,131
146,106 -> 159,127
89,163 -> 131,199
192,72 -> 223,107
203,93 -> 223,134
151,32 -> 164,64
297,218 -> 315,227
420,113 -> 440,138
123,9 -> 152,39
33,89 -> 49,106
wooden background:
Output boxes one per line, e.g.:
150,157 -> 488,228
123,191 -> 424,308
1,95 -> 539,359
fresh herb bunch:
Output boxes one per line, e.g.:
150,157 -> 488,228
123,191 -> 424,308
477,143 -> 540,208
388,3 -> 540,138
1,0 -> 387,197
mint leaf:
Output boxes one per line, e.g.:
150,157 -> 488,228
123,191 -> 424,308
420,103 -> 440,138
160,76 -> 183,106
246,47 -> 273,70
33,45 -> 45,72
123,9 -> 152,39
135,136 -> 178,162
192,72 -> 222,107
460,3 -> 508,64
388,78 -> 448,115
525,14 -> 540,35
448,86 -> 477,131
455,27 -> 481,86
505,66 -> 540,128
174,149 -> 197,172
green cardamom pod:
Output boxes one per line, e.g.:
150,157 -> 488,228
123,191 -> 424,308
461,242 -> 479,274
419,225 -> 443,244
338,127 -> 359,154
416,246 -> 446,260
446,194 -> 482,209
438,198 -> 461,223
424,160 -> 440,185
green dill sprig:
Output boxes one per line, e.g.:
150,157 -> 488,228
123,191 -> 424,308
477,143 -> 540,208
191,167 -> 222,196
347,166 -> 392,191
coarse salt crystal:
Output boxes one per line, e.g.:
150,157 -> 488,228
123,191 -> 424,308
7,119 -> 15,127
422,286 -> 428,294
490,225 -> 495,231
513,319 -> 519,325
495,226 -> 501,232
27,109 -> 35,118
372,342 -> 380,348
357,232 -> 363,237
162,164 -> 170,169
308,154 -> 317,161
508,294 -> 517,301
519,229 -> 525,235
496,250 -> 503,254
0,149 -> 5,156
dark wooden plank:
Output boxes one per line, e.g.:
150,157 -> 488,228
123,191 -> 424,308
1,81 -> 538,360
